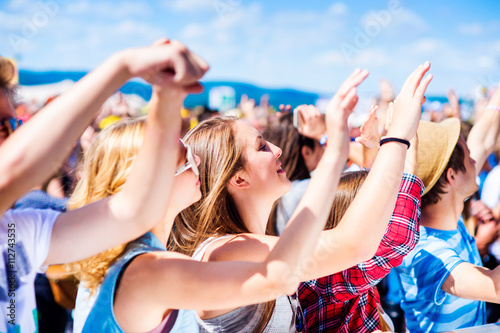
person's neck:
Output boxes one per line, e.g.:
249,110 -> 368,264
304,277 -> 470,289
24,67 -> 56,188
151,211 -> 177,246
234,193 -> 274,235
420,190 -> 465,230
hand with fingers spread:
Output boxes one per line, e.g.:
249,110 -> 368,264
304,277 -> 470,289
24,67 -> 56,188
325,68 -> 370,157
389,61 -> 433,141
295,104 -> 327,141
120,39 -> 209,94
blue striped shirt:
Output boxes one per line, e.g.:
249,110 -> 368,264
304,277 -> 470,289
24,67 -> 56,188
394,219 -> 485,332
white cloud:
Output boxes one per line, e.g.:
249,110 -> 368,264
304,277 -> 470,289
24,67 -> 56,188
162,0 -> 216,13
314,50 -> 346,66
7,0 -> 30,11
65,0 -> 150,18
457,23 -> 483,36
477,56 -> 496,70
352,48 -> 390,66
360,8 -> 428,38
180,24 -> 207,39
328,2 -> 348,16
411,38 -> 440,54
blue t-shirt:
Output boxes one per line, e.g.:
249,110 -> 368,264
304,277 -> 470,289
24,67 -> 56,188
394,219 -> 485,332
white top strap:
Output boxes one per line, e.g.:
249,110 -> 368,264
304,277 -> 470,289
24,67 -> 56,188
192,235 -> 234,261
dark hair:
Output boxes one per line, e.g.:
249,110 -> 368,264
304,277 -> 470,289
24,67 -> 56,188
262,112 -> 315,182
421,139 -> 466,208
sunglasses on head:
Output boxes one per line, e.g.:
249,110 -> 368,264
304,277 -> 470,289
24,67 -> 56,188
175,139 -> 199,177
0,118 -> 23,136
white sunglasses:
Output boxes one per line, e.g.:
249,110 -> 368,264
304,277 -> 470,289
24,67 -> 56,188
175,139 -> 199,177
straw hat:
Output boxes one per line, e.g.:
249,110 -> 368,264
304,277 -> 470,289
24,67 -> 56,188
417,118 -> 461,196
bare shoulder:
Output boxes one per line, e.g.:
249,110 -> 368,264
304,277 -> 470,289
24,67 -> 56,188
203,233 -> 279,263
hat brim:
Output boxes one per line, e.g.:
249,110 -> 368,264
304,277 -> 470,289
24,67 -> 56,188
416,118 -> 461,196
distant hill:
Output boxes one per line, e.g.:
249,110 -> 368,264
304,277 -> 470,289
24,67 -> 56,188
18,69 -> 320,109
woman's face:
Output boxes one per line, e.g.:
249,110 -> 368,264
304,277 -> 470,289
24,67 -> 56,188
234,120 -> 291,200
170,140 -> 202,212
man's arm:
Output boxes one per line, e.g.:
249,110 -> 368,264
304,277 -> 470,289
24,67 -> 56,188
442,261 -> 500,303
0,40 -> 207,215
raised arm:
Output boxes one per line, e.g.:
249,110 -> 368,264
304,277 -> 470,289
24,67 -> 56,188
196,65 -> 430,281
44,41 -> 209,265
303,173 -> 423,303
467,81 -> 500,176
298,62 -> 431,280
112,69 -> 371,330
0,40 -> 206,215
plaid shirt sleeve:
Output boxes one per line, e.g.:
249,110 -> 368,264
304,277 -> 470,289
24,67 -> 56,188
316,173 -> 424,303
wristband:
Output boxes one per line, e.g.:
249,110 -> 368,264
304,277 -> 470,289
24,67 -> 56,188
486,104 -> 500,112
380,137 -> 410,149
319,134 -> 328,146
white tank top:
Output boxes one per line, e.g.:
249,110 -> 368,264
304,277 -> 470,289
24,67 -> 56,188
192,236 -> 297,333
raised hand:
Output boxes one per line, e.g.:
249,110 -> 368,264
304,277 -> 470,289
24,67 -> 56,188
472,200 -> 499,256
325,69 -> 369,156
356,105 -> 380,149
294,104 -> 327,141
389,62 -> 432,141
444,88 -> 461,119
279,104 -> 292,113
355,105 -> 380,169
121,39 -> 209,94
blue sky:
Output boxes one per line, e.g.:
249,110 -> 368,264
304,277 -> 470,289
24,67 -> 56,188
1,0 -> 500,97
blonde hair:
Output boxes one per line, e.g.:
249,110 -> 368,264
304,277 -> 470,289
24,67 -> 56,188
66,117 -> 146,295
169,116 -> 275,333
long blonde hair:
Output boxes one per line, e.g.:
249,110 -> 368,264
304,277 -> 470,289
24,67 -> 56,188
66,117 -> 146,295
169,116 -> 275,333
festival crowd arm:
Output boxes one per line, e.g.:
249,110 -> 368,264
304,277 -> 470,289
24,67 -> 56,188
42,40 -> 209,265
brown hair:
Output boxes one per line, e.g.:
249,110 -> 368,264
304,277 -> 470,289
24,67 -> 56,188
169,116 -> 275,333
421,140 -> 466,208
262,112 -> 315,182
66,117 -> 146,295
326,171 -> 369,230
0,57 -> 16,104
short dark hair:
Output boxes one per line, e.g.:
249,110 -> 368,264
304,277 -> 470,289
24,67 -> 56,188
421,140 -> 466,208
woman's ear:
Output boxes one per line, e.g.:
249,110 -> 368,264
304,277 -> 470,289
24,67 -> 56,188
301,145 -> 313,159
228,172 -> 250,190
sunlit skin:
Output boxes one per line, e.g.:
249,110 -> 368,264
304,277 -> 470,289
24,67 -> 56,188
231,120 -> 291,234
151,141 -> 201,243
454,136 -> 479,199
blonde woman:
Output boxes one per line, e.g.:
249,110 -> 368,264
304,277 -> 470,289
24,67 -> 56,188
170,63 -> 432,332
71,69 -> 367,331
0,39 -> 208,332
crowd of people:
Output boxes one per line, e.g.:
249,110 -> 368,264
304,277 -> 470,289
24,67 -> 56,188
1,38 -> 500,333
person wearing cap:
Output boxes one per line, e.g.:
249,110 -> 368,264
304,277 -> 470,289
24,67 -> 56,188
394,83 -> 500,332
0,40 -> 209,332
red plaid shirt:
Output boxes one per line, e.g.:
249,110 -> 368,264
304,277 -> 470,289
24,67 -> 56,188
298,173 -> 423,333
